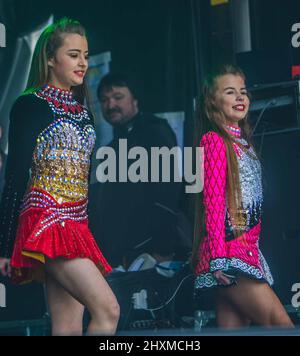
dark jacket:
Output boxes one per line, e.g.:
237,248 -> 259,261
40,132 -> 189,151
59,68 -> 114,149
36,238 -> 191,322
0,149 -> 6,195
89,112 -> 183,267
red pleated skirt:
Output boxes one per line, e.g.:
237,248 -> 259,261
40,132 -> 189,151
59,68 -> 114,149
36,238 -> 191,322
11,188 -> 112,284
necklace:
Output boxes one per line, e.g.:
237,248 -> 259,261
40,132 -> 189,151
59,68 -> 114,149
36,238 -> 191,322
35,84 -> 89,122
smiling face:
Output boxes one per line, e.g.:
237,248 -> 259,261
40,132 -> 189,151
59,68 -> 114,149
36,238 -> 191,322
47,33 -> 88,90
213,74 -> 249,127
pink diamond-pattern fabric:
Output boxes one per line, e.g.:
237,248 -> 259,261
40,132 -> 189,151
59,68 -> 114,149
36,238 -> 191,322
194,132 -> 273,288
195,132 -> 227,275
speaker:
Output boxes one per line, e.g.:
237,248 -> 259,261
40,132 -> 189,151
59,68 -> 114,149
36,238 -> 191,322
0,276 -> 46,323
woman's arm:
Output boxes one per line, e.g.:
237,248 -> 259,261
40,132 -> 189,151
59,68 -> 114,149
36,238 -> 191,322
0,94 -> 52,258
201,132 -> 228,273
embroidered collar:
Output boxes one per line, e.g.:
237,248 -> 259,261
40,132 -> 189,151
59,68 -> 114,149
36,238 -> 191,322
35,84 -> 89,122
38,84 -> 74,103
225,124 -> 242,138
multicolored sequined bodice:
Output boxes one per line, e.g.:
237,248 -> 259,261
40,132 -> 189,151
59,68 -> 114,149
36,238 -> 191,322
29,85 -> 96,203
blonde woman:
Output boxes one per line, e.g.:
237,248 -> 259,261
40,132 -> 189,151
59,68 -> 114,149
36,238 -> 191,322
0,18 -> 119,336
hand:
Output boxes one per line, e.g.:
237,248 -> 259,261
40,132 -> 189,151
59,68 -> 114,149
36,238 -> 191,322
213,270 -> 234,286
0,258 -> 11,277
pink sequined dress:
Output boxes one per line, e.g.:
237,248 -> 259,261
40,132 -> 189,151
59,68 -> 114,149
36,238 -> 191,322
194,126 -> 273,290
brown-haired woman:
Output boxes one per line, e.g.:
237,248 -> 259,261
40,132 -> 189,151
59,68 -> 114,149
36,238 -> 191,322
0,18 -> 119,335
192,64 -> 293,328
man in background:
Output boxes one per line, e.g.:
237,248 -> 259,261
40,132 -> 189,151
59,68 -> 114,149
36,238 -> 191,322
89,73 -> 190,269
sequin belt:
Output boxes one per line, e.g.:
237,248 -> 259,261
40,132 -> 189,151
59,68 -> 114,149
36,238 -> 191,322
20,188 -> 88,238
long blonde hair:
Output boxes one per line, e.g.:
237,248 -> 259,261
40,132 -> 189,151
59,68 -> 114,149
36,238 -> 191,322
191,64 -> 254,268
24,17 -> 87,103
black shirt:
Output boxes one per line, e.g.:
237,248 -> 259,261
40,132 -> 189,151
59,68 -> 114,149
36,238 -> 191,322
89,112 -> 182,267
0,94 -> 55,258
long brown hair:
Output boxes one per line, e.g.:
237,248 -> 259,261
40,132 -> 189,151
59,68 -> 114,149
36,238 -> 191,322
23,17 -> 88,103
191,64 -> 254,268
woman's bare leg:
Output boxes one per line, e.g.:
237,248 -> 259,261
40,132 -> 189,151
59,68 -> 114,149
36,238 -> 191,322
217,276 -> 293,327
45,257 -> 120,335
45,273 -> 84,335
215,291 -> 251,328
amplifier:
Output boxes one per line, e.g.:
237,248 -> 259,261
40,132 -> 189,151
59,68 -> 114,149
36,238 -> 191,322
249,80 -> 300,135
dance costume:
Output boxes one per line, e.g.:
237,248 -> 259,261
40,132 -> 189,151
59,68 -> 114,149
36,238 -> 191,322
0,84 -> 112,283
194,126 -> 273,291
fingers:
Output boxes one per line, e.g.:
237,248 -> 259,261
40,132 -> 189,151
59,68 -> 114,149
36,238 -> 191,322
0,259 -> 10,277
0,264 -> 7,276
218,275 -> 231,285
7,263 -> 12,278
213,271 -> 232,286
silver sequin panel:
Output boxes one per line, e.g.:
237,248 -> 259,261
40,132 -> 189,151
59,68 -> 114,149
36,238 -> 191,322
235,138 -> 263,209
35,118 -> 96,161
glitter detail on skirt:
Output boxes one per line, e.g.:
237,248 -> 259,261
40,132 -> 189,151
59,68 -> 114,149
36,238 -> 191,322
10,188 -> 112,284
